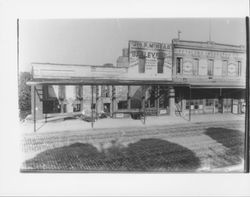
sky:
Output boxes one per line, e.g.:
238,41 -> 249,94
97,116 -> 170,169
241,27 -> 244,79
19,18 -> 246,72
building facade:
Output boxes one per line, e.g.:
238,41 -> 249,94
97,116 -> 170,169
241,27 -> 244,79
172,39 -> 246,115
28,39 -> 246,120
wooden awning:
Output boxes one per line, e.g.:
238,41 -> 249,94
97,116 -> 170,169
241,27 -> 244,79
26,78 -> 190,86
189,83 -> 246,89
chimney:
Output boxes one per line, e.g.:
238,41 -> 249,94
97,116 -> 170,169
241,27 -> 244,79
122,48 -> 129,57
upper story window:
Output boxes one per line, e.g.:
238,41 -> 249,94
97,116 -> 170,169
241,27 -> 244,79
207,59 -> 214,76
176,57 -> 183,74
138,56 -> 146,73
157,58 -> 164,73
237,61 -> 242,76
222,60 -> 228,76
193,59 -> 199,76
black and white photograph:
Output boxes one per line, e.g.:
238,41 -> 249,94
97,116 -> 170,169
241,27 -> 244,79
0,0 -> 250,196
18,18 -> 247,173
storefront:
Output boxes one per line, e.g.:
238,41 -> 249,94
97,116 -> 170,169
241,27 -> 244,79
174,86 -> 245,115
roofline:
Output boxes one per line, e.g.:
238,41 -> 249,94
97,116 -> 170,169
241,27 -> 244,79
31,62 -> 115,68
129,40 -> 170,45
172,39 -> 245,48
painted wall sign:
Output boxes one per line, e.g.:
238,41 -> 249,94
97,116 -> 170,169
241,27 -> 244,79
128,40 -> 172,79
175,48 -> 238,59
228,63 -> 237,76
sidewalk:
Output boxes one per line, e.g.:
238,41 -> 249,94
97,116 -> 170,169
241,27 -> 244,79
20,113 -> 245,134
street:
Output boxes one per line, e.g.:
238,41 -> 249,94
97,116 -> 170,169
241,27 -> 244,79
21,119 -> 245,172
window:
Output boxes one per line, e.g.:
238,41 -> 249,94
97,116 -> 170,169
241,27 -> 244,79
118,100 -> 128,109
176,57 -> 183,74
193,59 -> 199,75
208,59 -> 214,76
186,100 -> 190,110
222,60 -> 228,76
157,58 -> 164,73
206,99 -> 214,106
237,61 -> 242,76
138,56 -> 146,73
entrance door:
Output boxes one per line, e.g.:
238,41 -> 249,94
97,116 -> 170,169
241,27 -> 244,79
223,98 -> 232,113
104,103 -> 110,113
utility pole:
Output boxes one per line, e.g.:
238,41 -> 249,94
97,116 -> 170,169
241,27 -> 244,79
209,18 -> 212,42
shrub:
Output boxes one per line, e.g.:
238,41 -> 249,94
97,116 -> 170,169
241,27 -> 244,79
18,72 -> 32,120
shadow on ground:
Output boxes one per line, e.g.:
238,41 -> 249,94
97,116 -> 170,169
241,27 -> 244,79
205,127 -> 244,166
22,138 -> 200,172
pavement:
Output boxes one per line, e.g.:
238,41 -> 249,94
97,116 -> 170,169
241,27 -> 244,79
20,113 -> 245,134
20,113 -> 246,172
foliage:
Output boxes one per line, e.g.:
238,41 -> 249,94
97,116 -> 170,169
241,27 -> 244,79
18,72 -> 32,120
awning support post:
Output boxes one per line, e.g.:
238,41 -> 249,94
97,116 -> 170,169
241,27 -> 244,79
143,85 -> 146,124
189,86 -> 192,121
33,86 -> 36,132
91,85 -> 94,128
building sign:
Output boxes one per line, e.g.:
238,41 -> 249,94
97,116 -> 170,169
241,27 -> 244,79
129,41 -> 171,62
174,48 -> 239,59
128,40 -> 172,79
228,63 -> 237,76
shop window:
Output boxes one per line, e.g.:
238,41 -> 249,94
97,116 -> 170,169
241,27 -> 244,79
206,99 -> 214,106
118,100 -> 128,109
138,56 -> 146,73
207,59 -> 214,76
214,99 -> 219,108
237,61 -> 242,76
222,60 -> 228,76
157,58 -> 164,73
193,99 -> 202,109
176,57 -> 183,74
186,100 -> 190,109
193,59 -> 199,76
194,100 -> 199,109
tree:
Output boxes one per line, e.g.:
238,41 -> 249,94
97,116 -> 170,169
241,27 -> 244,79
18,72 -> 32,120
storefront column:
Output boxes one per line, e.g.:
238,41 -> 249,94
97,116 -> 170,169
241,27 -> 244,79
219,89 -> 223,113
155,85 -> 160,116
80,85 -> 84,111
142,86 -> 146,124
127,85 -> 131,110
111,85 -> 117,117
168,87 -> 175,116
91,85 -> 94,128
59,85 -> 65,113
95,85 -> 99,118
181,99 -> 186,112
